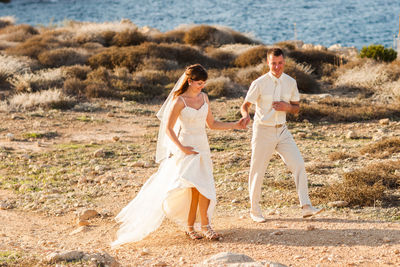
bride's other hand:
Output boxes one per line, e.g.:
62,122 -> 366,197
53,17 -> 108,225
181,146 -> 199,155
234,118 -> 248,130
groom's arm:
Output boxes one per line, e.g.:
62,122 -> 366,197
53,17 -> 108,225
240,101 -> 252,126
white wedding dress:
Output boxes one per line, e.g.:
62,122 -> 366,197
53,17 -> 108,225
111,95 -> 215,247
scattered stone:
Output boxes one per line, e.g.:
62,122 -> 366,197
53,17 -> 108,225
270,231 -> 283,236
379,118 -> 390,125
237,186 -> 244,191
296,132 -> 307,138
200,252 -> 254,264
0,201 -> 13,210
78,220 -> 90,226
99,209 -> 113,218
141,248 -> 150,256
113,136 -> 120,142
47,250 -> 85,263
5,133 -> 14,141
231,199 -> 240,204
346,131 -> 357,139
306,225 -> 316,231
79,209 -> 99,220
394,249 -> 399,255
328,201 -> 349,208
93,149 -> 106,158
382,237 -> 391,243
152,261 -> 168,266
294,255 -> 304,260
132,161 -> 145,168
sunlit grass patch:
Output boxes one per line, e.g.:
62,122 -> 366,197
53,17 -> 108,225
360,137 -> 400,158
22,131 -> 59,140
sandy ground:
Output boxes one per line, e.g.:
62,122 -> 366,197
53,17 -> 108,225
0,99 -> 399,266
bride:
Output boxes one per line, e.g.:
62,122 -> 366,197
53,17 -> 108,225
111,64 -> 246,247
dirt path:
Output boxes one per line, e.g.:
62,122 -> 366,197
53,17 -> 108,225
1,196 -> 400,266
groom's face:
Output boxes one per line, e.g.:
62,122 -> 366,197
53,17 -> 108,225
267,54 -> 285,78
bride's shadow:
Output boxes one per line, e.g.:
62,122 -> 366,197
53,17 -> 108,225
218,217 -> 400,247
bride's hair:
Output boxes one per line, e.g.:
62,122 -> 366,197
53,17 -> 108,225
173,64 -> 208,98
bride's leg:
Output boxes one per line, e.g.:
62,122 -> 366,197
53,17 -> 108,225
186,188 -> 202,239
188,188 -> 199,226
199,193 -> 220,240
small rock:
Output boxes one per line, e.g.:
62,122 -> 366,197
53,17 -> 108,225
152,261 -> 168,267
297,132 -> 307,138
201,252 -> 254,264
383,237 -> 391,243
270,230 -> 283,236
78,220 -> 90,226
346,131 -> 357,139
79,209 -> 99,220
113,136 -> 120,142
306,225 -> 316,231
132,161 -> 145,168
47,250 -> 85,263
379,118 -> 390,125
231,199 -> 240,204
328,200 -> 348,208
141,248 -> 150,256
394,249 -> 399,254
93,149 -> 106,158
237,186 -> 244,191
294,255 -> 304,260
5,133 -> 14,141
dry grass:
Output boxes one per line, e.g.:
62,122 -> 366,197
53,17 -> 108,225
287,49 -> 339,77
38,48 -> 89,68
61,65 -> 92,80
137,57 -> 179,71
1,88 -> 75,111
290,98 -> 400,122
0,16 -> 15,29
89,42 -> 219,72
234,46 -> 269,67
314,160 -> 400,207
111,29 -> 146,46
328,151 -> 354,161
0,24 -> 39,42
151,29 -> 186,43
9,68 -> 64,92
63,77 -> 86,96
284,59 -> 320,93
205,47 -> 236,67
235,64 -> 264,86
360,137 -> 400,158
205,76 -> 242,98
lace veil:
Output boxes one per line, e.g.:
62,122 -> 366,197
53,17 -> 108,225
155,72 -> 187,163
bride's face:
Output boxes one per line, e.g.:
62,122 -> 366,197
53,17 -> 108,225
188,79 -> 206,93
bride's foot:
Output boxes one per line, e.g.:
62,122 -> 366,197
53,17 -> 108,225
185,226 -> 202,240
201,224 -> 221,240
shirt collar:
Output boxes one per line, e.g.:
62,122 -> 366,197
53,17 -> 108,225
268,71 -> 282,83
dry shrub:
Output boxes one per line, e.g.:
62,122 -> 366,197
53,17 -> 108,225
333,59 -> 400,102
72,21 -> 137,45
85,82 -> 115,98
3,88 -> 75,111
230,30 -> 257,45
5,32 -> 65,59
61,65 -> 92,80
133,70 -> 170,86
287,49 -> 339,77
284,59 -> 320,93
328,151 -> 354,161
0,54 -> 33,90
290,98 -> 400,122
63,77 -> 86,96
138,57 -> 179,71
111,29 -> 146,46
38,48 -> 89,67
0,16 -> 15,29
274,41 -> 296,51
235,64 -> 264,86
89,42 -> 219,72
0,24 -> 39,42
205,76 -> 242,98
184,25 -> 234,47
10,68 -> 64,92
360,137 -> 400,158
234,46 -> 269,67
205,47 -> 236,67
151,29 -> 185,43
314,160 -> 400,207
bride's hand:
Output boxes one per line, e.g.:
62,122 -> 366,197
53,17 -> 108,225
233,118 -> 248,130
181,146 -> 199,155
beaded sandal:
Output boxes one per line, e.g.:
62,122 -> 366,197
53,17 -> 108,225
201,224 -> 221,240
185,226 -> 203,240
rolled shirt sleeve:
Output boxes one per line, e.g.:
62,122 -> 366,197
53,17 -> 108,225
290,80 -> 300,102
245,81 -> 260,104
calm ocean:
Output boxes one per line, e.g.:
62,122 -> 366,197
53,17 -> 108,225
0,0 -> 399,49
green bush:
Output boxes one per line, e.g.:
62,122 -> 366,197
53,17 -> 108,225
360,44 -> 397,62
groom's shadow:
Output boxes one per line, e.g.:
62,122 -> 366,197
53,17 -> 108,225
218,217 -> 400,247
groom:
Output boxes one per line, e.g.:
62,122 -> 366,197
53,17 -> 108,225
240,47 -> 323,222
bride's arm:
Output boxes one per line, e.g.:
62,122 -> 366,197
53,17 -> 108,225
166,98 -> 199,155
204,94 -> 246,130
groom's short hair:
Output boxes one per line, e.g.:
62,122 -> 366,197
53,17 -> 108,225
267,47 -> 284,58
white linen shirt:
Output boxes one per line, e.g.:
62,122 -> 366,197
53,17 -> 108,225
245,72 -> 300,126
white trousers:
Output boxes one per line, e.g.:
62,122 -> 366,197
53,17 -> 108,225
249,123 -> 311,215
